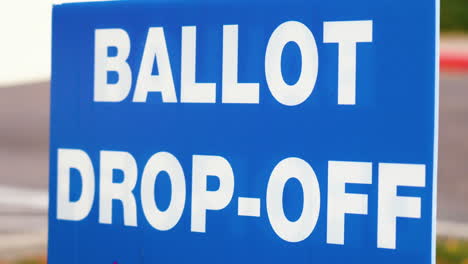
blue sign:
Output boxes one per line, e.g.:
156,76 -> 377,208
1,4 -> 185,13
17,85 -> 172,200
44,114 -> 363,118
49,0 -> 439,263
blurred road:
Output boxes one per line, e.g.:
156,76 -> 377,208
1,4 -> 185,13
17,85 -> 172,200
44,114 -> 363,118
0,75 -> 467,254
438,74 -> 468,223
0,82 -> 48,257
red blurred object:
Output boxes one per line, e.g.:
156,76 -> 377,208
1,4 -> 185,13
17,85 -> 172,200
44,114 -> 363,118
440,52 -> 468,72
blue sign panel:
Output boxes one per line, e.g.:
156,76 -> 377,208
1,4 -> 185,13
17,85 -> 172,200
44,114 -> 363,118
49,0 -> 439,263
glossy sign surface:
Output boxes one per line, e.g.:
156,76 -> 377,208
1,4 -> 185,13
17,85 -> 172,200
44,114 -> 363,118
49,1 -> 438,263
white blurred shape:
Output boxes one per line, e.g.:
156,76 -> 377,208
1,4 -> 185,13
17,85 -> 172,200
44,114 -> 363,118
0,0 -> 110,87
0,185 -> 48,210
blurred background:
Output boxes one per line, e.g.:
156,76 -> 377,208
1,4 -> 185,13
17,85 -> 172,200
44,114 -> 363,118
0,0 -> 467,263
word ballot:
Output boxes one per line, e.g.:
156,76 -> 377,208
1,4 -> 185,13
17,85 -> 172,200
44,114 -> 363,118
49,1 -> 439,264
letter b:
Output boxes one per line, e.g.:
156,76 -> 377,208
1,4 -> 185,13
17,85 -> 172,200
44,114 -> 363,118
94,28 -> 132,102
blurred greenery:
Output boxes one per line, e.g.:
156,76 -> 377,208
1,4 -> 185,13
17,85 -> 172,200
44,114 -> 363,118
442,0 -> 468,32
0,256 -> 46,264
14,259 -> 45,264
438,238 -> 468,264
